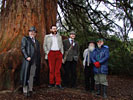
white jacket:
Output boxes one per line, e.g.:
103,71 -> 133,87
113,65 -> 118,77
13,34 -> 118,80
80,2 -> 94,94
83,48 -> 89,68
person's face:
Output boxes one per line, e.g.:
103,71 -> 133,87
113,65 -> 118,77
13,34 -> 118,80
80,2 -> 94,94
97,40 -> 104,48
70,34 -> 76,40
51,26 -> 57,34
89,43 -> 95,48
29,31 -> 36,38
88,43 -> 95,51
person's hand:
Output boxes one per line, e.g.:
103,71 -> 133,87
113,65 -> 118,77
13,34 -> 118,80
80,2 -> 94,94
62,59 -> 65,64
94,62 -> 100,68
27,57 -> 31,61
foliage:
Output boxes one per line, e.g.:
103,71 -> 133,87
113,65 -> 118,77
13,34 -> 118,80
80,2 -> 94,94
107,36 -> 133,76
57,0 -> 133,76
58,0 -> 133,42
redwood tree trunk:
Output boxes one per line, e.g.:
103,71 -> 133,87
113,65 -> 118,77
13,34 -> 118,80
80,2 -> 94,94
0,0 -> 58,90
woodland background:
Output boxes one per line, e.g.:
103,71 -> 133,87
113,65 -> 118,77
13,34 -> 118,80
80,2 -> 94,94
0,0 -> 132,92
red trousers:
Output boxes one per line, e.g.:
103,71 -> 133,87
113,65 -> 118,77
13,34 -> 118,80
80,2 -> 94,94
48,50 -> 63,85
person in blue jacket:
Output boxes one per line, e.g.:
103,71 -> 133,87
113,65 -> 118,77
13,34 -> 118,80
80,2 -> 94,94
91,38 -> 109,98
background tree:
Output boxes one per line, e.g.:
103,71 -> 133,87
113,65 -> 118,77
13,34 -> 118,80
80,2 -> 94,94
57,0 -> 133,76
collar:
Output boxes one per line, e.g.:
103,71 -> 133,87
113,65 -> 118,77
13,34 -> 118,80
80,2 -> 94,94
69,38 -> 74,41
29,36 -> 35,39
50,33 -> 58,36
97,45 -> 104,50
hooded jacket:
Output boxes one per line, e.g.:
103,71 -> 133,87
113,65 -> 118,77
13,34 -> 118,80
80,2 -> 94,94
91,45 -> 109,74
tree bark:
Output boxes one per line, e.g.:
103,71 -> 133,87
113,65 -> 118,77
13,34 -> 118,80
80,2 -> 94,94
0,0 -> 58,90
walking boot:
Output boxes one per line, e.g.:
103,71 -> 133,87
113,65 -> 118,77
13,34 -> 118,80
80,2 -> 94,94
95,84 -> 101,95
102,85 -> 108,99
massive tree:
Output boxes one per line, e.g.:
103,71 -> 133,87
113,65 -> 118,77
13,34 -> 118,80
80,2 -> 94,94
0,0 -> 58,90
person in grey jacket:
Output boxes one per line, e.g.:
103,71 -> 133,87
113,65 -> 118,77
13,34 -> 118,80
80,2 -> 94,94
43,25 -> 64,89
62,31 -> 79,88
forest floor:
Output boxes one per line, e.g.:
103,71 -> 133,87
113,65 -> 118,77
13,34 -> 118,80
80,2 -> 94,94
0,75 -> 133,100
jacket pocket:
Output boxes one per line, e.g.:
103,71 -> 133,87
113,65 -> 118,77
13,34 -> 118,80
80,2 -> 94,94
101,65 -> 108,73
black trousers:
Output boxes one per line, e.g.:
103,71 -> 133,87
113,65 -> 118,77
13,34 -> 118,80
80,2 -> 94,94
46,59 -> 49,84
63,60 -> 77,87
84,63 -> 95,91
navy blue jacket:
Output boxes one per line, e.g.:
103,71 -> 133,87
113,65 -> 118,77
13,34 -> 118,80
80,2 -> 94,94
91,45 -> 109,74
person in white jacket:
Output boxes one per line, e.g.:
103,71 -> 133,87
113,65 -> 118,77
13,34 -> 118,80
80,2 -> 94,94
83,41 -> 95,92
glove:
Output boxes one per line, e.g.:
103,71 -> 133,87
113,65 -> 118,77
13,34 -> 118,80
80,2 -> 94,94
94,62 -> 101,68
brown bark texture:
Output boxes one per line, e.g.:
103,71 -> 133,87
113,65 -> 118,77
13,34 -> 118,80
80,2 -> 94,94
0,0 -> 58,90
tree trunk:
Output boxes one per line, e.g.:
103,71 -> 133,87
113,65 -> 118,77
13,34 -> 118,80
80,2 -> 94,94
0,0 -> 58,90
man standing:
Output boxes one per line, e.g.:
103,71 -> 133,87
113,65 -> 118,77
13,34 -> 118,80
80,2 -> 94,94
43,25 -> 64,89
20,26 -> 41,97
63,31 -> 79,88
83,42 -> 95,92
91,39 -> 109,98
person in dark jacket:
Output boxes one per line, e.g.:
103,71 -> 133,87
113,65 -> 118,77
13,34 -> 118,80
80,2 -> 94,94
20,26 -> 41,97
62,31 -> 79,88
83,42 -> 95,92
91,39 -> 109,98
